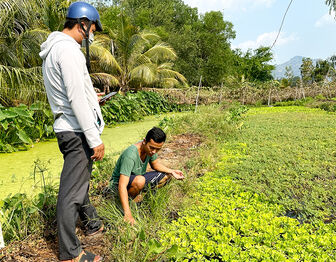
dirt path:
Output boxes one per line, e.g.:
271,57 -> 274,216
1,133 -> 203,262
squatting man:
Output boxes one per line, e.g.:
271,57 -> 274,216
108,127 -> 185,225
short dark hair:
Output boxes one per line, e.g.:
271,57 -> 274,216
145,127 -> 166,143
63,18 -> 91,30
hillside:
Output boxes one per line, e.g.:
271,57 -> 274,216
272,56 -> 319,79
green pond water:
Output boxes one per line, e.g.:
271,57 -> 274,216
0,114 -> 174,200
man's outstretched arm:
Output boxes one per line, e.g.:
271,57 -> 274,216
118,175 -> 135,225
150,159 -> 184,180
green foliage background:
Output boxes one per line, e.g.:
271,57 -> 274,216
0,91 -> 188,152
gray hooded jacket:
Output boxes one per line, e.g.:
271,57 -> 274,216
39,32 -> 104,148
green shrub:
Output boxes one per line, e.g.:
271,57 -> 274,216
0,91 -> 192,153
274,97 -> 314,107
0,102 -> 54,152
101,91 -> 192,126
318,102 -> 336,112
159,104 -> 247,141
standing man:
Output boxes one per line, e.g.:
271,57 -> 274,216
40,2 -> 105,262
109,127 -> 184,226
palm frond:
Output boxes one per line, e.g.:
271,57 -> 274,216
89,42 -> 122,74
130,64 -> 157,84
160,78 -> 180,88
128,31 -> 160,56
94,34 -> 113,49
128,54 -> 152,69
157,68 -> 188,84
0,65 -> 45,105
144,42 -> 177,63
90,73 -> 120,87
0,65 -> 42,86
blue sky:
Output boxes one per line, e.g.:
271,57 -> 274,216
183,0 -> 336,65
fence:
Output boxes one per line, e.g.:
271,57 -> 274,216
143,83 -> 336,106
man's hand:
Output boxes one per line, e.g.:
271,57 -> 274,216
97,92 -> 106,106
124,213 -> 136,226
91,143 -> 105,161
98,100 -> 106,106
171,170 -> 184,180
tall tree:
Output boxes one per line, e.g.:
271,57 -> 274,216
106,0 -> 236,86
234,47 -> 275,82
285,66 -> 294,83
197,11 -> 236,86
300,58 -> 314,85
326,0 -> 336,13
313,59 -> 330,82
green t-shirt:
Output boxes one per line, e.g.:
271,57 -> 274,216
109,144 -> 158,187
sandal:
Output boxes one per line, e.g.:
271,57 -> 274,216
74,250 -> 102,262
86,224 -> 104,236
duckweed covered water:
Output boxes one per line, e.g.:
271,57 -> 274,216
0,114 -> 174,200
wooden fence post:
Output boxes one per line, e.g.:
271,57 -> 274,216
195,76 -> 202,113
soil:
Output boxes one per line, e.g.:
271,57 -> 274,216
0,133 -> 203,262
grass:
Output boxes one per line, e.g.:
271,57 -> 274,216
159,105 -> 336,261
225,106 -> 336,221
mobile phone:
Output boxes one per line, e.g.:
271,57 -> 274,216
100,91 -> 118,103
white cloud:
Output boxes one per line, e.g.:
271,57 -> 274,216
183,0 -> 275,13
315,11 -> 336,28
232,31 -> 297,51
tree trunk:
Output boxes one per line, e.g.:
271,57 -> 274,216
301,88 -> 306,99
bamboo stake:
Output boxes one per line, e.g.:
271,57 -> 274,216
195,76 -> 202,113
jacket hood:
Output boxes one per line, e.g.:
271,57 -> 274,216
39,31 -> 79,60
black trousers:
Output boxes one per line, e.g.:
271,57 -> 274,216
56,131 -> 102,260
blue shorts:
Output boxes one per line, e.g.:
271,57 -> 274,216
127,171 -> 167,190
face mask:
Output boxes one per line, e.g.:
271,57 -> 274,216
82,32 -> 94,47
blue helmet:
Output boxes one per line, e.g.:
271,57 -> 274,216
66,1 -> 103,31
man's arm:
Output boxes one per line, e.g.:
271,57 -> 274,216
150,159 -> 184,180
118,174 -> 135,225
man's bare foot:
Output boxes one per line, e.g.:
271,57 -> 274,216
133,194 -> 143,203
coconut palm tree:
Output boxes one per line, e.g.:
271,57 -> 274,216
0,0 -> 45,105
89,15 -> 188,92
0,0 -> 70,106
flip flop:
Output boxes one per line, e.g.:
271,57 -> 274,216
86,224 -> 104,237
74,250 -> 103,262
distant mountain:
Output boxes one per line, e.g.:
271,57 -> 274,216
272,56 -> 319,79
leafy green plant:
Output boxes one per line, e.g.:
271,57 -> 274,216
101,91 -> 191,126
0,102 -> 54,152
160,172 -> 336,261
